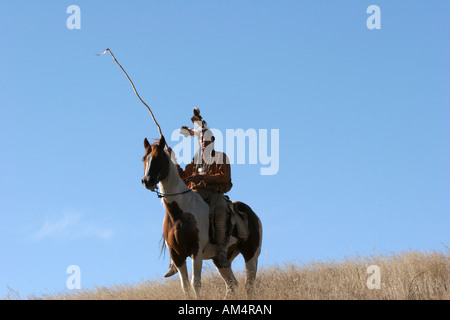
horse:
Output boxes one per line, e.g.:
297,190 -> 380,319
141,136 -> 263,298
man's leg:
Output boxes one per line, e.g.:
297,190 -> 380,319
212,193 -> 230,268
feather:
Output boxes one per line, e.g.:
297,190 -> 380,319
191,107 -> 207,128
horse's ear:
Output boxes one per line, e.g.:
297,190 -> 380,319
144,138 -> 150,149
159,135 -> 166,150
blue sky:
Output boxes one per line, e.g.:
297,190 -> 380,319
0,1 -> 448,297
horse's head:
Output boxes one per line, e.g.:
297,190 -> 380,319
141,136 -> 170,191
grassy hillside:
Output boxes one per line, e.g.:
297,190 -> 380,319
7,250 -> 450,300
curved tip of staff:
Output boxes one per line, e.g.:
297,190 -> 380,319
95,48 -> 109,56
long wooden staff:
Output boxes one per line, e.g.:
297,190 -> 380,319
97,48 -> 168,148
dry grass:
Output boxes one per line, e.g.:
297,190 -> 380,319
6,250 -> 449,300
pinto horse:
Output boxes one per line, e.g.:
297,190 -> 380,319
141,136 -> 262,298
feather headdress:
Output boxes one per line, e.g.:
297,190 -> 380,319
181,107 -> 207,137
191,107 -> 207,129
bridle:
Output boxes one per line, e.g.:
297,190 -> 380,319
151,187 -> 192,199
145,149 -> 193,199
147,172 -> 192,199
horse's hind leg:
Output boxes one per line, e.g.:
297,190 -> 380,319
244,256 -> 258,299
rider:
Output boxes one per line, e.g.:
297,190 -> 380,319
164,109 -> 233,277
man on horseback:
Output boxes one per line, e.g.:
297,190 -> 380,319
164,108 -> 233,277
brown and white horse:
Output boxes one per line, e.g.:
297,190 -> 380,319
141,136 -> 263,298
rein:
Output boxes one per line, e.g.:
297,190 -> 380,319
151,188 -> 192,199
148,173 -> 192,198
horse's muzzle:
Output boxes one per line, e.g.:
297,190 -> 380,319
141,176 -> 157,191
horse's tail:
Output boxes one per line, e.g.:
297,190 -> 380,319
159,234 -> 167,259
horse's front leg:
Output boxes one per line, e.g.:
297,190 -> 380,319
176,262 -> 190,296
191,251 -> 203,297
